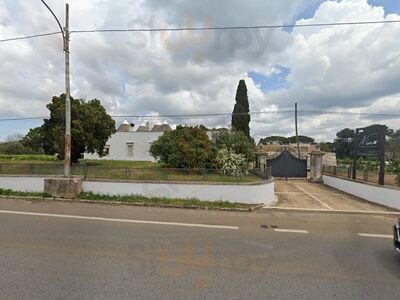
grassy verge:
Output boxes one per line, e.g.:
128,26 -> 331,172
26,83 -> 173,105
81,160 -> 161,168
79,192 -> 255,210
0,154 -> 58,163
0,188 -> 49,198
0,159 -> 264,183
0,188 -> 256,210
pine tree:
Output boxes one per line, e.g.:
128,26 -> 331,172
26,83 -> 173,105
231,79 -> 250,137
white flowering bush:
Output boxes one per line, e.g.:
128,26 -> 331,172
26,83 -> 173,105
215,148 -> 248,177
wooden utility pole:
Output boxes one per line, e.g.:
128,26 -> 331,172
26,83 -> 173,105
40,1 -> 71,177
295,102 -> 300,158
378,126 -> 386,185
64,3 -> 71,177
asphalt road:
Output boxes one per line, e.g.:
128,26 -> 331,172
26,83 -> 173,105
0,199 -> 399,299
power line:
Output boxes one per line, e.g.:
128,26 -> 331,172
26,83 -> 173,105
1,19 -> 400,44
70,19 -> 400,34
0,111 -> 288,122
1,109 -> 400,122
299,110 -> 400,118
0,32 -> 60,43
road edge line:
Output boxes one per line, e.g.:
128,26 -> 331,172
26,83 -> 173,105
0,209 -> 239,230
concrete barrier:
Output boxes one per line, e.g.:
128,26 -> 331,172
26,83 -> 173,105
44,178 -> 83,199
0,176 -> 275,205
323,175 -> 400,210
0,176 -> 45,192
83,180 -> 274,204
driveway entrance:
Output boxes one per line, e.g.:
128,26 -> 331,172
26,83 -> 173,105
271,180 -> 394,212
267,150 -> 307,179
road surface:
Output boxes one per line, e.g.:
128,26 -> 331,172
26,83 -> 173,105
0,198 -> 399,299
273,180 -> 394,211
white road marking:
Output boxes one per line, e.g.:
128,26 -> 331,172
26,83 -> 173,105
274,228 -> 309,234
357,233 -> 392,239
0,210 -> 239,230
266,207 -> 400,215
275,192 -> 342,196
294,184 -> 334,210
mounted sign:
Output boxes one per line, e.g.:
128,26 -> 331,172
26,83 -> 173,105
355,128 -> 383,156
353,125 -> 386,185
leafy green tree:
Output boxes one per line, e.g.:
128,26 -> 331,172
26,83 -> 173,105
0,141 -> 33,155
259,136 -> 289,145
231,79 -> 251,137
334,128 -> 355,159
150,126 -> 216,168
213,129 -> 256,162
390,160 -> 400,186
0,134 -> 39,155
23,94 -> 116,162
319,142 -> 333,152
387,129 -> 400,160
288,135 -> 315,144
364,124 -> 392,136
22,128 -> 45,153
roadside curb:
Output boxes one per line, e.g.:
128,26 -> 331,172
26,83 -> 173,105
0,195 -> 261,213
262,207 -> 400,216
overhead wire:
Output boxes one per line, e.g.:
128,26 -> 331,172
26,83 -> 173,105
1,19 -> 400,44
1,110 -> 400,122
69,19 -> 400,34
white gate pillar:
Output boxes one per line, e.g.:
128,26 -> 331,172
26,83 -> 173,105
309,151 -> 325,183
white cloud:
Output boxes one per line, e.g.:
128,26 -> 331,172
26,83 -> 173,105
0,0 -> 399,142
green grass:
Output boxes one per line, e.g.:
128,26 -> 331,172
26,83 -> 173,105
0,188 -> 255,210
81,159 -> 161,168
79,192 -> 255,209
0,159 -> 264,183
0,154 -> 58,163
0,188 -> 49,198
0,154 -> 265,183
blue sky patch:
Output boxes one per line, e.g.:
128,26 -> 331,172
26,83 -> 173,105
0,119 -> 43,141
367,0 -> 400,15
248,66 -> 290,92
285,0 -> 400,33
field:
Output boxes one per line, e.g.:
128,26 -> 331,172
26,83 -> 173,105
324,165 -> 399,187
0,155 -> 264,183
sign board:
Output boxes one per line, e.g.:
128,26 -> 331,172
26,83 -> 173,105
353,125 -> 386,185
355,127 -> 385,156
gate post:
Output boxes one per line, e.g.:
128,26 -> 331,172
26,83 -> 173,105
309,151 -> 325,183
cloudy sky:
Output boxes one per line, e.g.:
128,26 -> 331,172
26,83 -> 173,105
1,0 -> 400,142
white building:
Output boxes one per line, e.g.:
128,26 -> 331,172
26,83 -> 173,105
84,121 -> 172,162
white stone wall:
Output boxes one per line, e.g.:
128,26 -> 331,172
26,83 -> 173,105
83,180 -> 274,204
0,176 -> 45,192
0,176 -> 275,205
323,175 -> 400,210
84,132 -> 163,162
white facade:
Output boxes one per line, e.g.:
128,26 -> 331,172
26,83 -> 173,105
84,131 -> 163,162
84,121 -> 217,162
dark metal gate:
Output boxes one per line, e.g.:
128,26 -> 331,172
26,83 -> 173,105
267,150 -> 307,179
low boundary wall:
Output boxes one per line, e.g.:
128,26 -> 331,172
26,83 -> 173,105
323,174 -> 400,210
0,176 -> 275,205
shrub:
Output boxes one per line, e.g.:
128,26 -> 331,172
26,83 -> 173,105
150,126 -> 216,169
212,129 -> 256,162
215,148 -> 248,177
390,160 -> 400,186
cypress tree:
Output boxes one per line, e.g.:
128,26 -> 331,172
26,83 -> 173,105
231,79 -> 250,137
